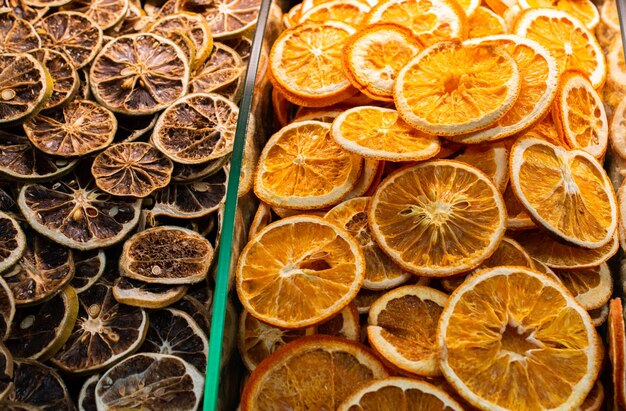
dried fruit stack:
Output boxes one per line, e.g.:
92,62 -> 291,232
0,0 -> 261,409
235,0 -> 626,410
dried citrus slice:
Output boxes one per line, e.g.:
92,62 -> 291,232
325,197 -> 411,290
269,21 -> 357,107
115,113 -> 158,143
299,0 -> 370,26
51,275 -> 148,373
62,0 -> 129,30
248,202 -> 272,241
28,48 -> 79,112
597,0 -> 620,47
589,303 -> 609,327
188,42 -> 243,95
552,71 -> 608,159
610,98 -> 626,159
343,159 -> 383,201
370,160 -> 506,276
4,232 -> 74,306
24,99 -> 116,157
5,286 -> 78,360
6,0 -> 49,24
395,41 -> 521,136
8,359 -> 72,410
453,35 -> 559,144
503,183 -> 536,229
454,142 -> 509,192
78,374 -> 99,411
517,0 -> 599,30
438,266 -> 602,411
107,0 -> 146,36
553,263 -> 612,310
0,276 -> 15,340
18,165 -> 142,250
515,230 -> 619,269
90,33 -> 189,115
368,285 -> 447,376
36,12 -> 103,69
0,211 -> 25,274
112,276 -> 188,308
237,216 -> 365,329
254,121 -> 362,210
331,106 -> 440,161
510,137 -> 617,248
317,303 -> 360,341
241,336 -> 388,410
338,377 -> 464,411
0,52 -> 52,125
176,0 -> 260,39
151,167 -> 227,218
514,8 -> 606,88
526,111 -> 566,146
366,0 -> 469,46
0,342 -> 11,400
609,297 -> 626,409
578,381 -> 604,411
468,6 -> 507,38
0,10 -> 41,53
70,250 -> 105,293
120,226 -> 213,285
92,142 -> 173,198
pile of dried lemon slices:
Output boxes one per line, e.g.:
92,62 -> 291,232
0,0 -> 263,409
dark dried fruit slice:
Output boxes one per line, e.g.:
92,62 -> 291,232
112,276 -> 188,308
76,68 -> 91,99
8,359 -> 72,410
147,25 -> 197,66
28,48 -> 79,111
153,93 -> 239,164
176,0 -> 261,39
114,113 -> 158,142
171,154 -> 230,182
223,35 -> 251,63
62,0 -> 129,30
172,294 -> 211,335
141,308 -> 208,372
5,0 -> 49,24
51,277 -> 148,373
120,226 -> 214,284
106,0 -> 147,37
24,99 -> 117,157
71,250 -> 106,293
89,32 -> 189,115
24,0 -> 71,8
91,142 -> 173,197
5,286 -> 78,360
78,374 -> 99,411
0,341 -> 13,400
36,12 -> 103,69
0,277 -> 15,341
0,52 -> 52,125
95,353 -> 204,410
0,211 -> 25,274
18,165 -> 142,250
0,401 -> 38,411
188,42 -> 243,95
0,11 -> 41,53
152,167 -> 227,218
3,233 -> 74,306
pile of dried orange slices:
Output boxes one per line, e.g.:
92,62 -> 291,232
236,0 -> 626,410
0,0 -> 263,409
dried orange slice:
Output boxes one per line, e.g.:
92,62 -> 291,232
254,121 -> 362,210
240,336 -> 388,410
90,33 -> 189,115
552,71 -> 608,159
325,197 -> 411,290
269,21 -> 357,107
61,0 -> 129,30
589,303 -> 608,327
438,266 -> 603,411
120,226 -> 213,285
468,6 -> 507,38
553,263 -> 612,310
338,377 -> 464,411
525,111 -> 566,146
610,98 -> 626,159
299,0 -> 370,26
24,99 -> 116,157
343,158 -> 383,201
237,216 -> 365,329
510,137 -> 617,248
175,0 -> 261,39
395,41 -> 521,136
36,11 -> 103,69
609,297 -> 626,409
0,10 -> 41,53
453,35 -> 559,144
331,106 -> 440,161
503,183 -> 536,229
0,53 -> 52,125
517,0 -> 599,30
366,0 -> 469,46
578,381 -> 604,411
29,48 -> 79,112
515,229 -> 619,269
370,160 -> 506,277
342,23 -> 421,102
514,8 -> 606,89
368,285 -> 447,376
248,202 -> 272,241
0,211 -> 25,274
455,142 -> 509,192
92,142 -> 173,197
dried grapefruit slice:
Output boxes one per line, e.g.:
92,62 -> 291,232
395,41 -> 521,136
61,0 -> 129,30
438,266 -> 603,411
553,263 -> 612,310
175,0 -> 261,39
369,160 -> 506,277
0,211 -> 25,274
236,216 -> 365,329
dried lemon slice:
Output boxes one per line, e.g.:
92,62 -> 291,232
18,165 -> 142,250
36,11 -> 103,69
24,99 -> 116,157
28,48 -> 79,112
95,353 -> 204,411
370,160 -> 506,277
61,0 -> 129,30
90,33 -> 189,115
395,41 -> 521,136
0,211 -> 25,274
120,226 -> 214,285
70,250 -> 105,293
8,359 -> 72,410
188,42 -> 244,95
175,0 -> 261,39
112,276 -> 188,308
92,142 -> 173,198
0,10 -> 41,53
